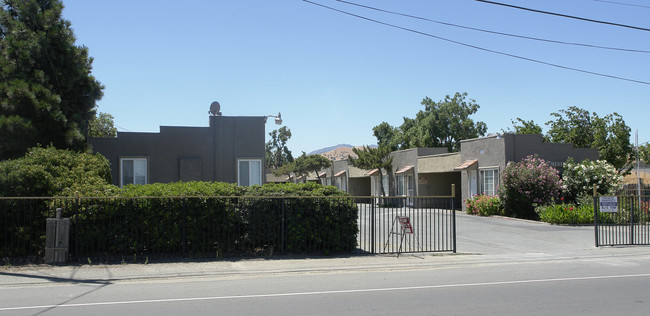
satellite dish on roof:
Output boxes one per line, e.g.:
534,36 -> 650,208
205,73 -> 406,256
209,101 -> 221,116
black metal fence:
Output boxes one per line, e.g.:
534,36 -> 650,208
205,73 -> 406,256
356,196 -> 456,254
1,196 -> 358,264
594,194 -> 650,246
619,183 -> 650,197
1,198 -> 50,263
1,195 -> 457,264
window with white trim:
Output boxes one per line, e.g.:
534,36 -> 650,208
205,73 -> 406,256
238,159 -> 262,186
120,158 -> 147,187
480,168 -> 499,195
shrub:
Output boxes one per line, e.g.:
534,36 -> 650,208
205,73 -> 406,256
499,155 -> 563,219
562,158 -> 623,203
0,146 -> 115,197
118,181 -> 243,197
245,182 -> 357,253
465,195 -> 503,216
536,202 -> 593,224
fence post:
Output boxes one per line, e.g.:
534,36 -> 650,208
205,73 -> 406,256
371,198 -> 376,254
281,197 -> 286,254
181,198 -> 187,257
451,184 -> 456,253
630,195 -> 635,245
593,184 -> 599,247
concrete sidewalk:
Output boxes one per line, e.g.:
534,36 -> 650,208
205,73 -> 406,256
2,213 -> 649,286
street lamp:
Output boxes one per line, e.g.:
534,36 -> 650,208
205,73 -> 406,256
265,112 -> 282,125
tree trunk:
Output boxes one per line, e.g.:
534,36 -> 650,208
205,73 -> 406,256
378,170 -> 386,197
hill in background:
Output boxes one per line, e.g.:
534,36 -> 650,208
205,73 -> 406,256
308,144 -> 376,161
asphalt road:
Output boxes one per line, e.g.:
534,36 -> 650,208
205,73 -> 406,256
2,213 -> 649,315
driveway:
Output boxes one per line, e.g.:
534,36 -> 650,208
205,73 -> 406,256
456,212 -> 607,257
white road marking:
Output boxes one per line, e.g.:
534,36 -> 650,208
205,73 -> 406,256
3,273 -> 650,311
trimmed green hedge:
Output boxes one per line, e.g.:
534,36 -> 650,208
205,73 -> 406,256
3,180 -> 359,262
55,182 -> 358,260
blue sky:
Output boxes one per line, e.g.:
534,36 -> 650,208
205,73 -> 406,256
62,0 -> 650,154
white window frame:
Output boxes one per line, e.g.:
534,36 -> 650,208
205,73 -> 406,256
120,157 -> 148,187
238,159 -> 262,187
480,167 -> 499,196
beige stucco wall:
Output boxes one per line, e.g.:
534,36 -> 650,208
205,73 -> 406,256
417,153 -> 461,173
348,166 -> 370,178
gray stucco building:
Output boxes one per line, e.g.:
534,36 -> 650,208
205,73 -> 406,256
89,115 -> 266,187
288,133 -> 598,211
456,133 -> 599,208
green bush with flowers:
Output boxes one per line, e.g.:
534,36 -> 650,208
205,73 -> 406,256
465,195 -> 503,216
499,155 -> 563,219
562,158 -> 623,203
536,199 -> 593,224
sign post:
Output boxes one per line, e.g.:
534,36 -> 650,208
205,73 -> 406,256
397,216 -> 413,234
384,216 -> 420,257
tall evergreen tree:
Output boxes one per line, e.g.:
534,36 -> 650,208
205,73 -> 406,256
293,153 -> 331,184
0,0 -> 103,160
349,146 -> 393,196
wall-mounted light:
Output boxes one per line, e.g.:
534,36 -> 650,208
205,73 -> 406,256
265,112 -> 282,125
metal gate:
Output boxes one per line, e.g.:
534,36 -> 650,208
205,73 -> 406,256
356,196 -> 457,254
594,194 -> 650,246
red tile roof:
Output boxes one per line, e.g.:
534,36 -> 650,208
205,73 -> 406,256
455,159 -> 478,170
366,168 -> 380,176
395,165 -> 414,174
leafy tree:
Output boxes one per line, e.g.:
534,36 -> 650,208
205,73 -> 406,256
349,145 -> 393,196
0,146 -> 114,197
89,112 -> 117,138
372,92 -> 487,152
592,113 -> 632,171
372,121 -> 399,151
293,153 -> 331,184
546,106 -> 632,170
265,126 -> 293,169
412,92 -> 487,152
639,143 -> 650,165
507,118 -> 544,136
0,0 -> 103,160
546,106 -> 593,148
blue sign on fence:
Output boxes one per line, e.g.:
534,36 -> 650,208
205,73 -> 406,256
599,196 -> 618,213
